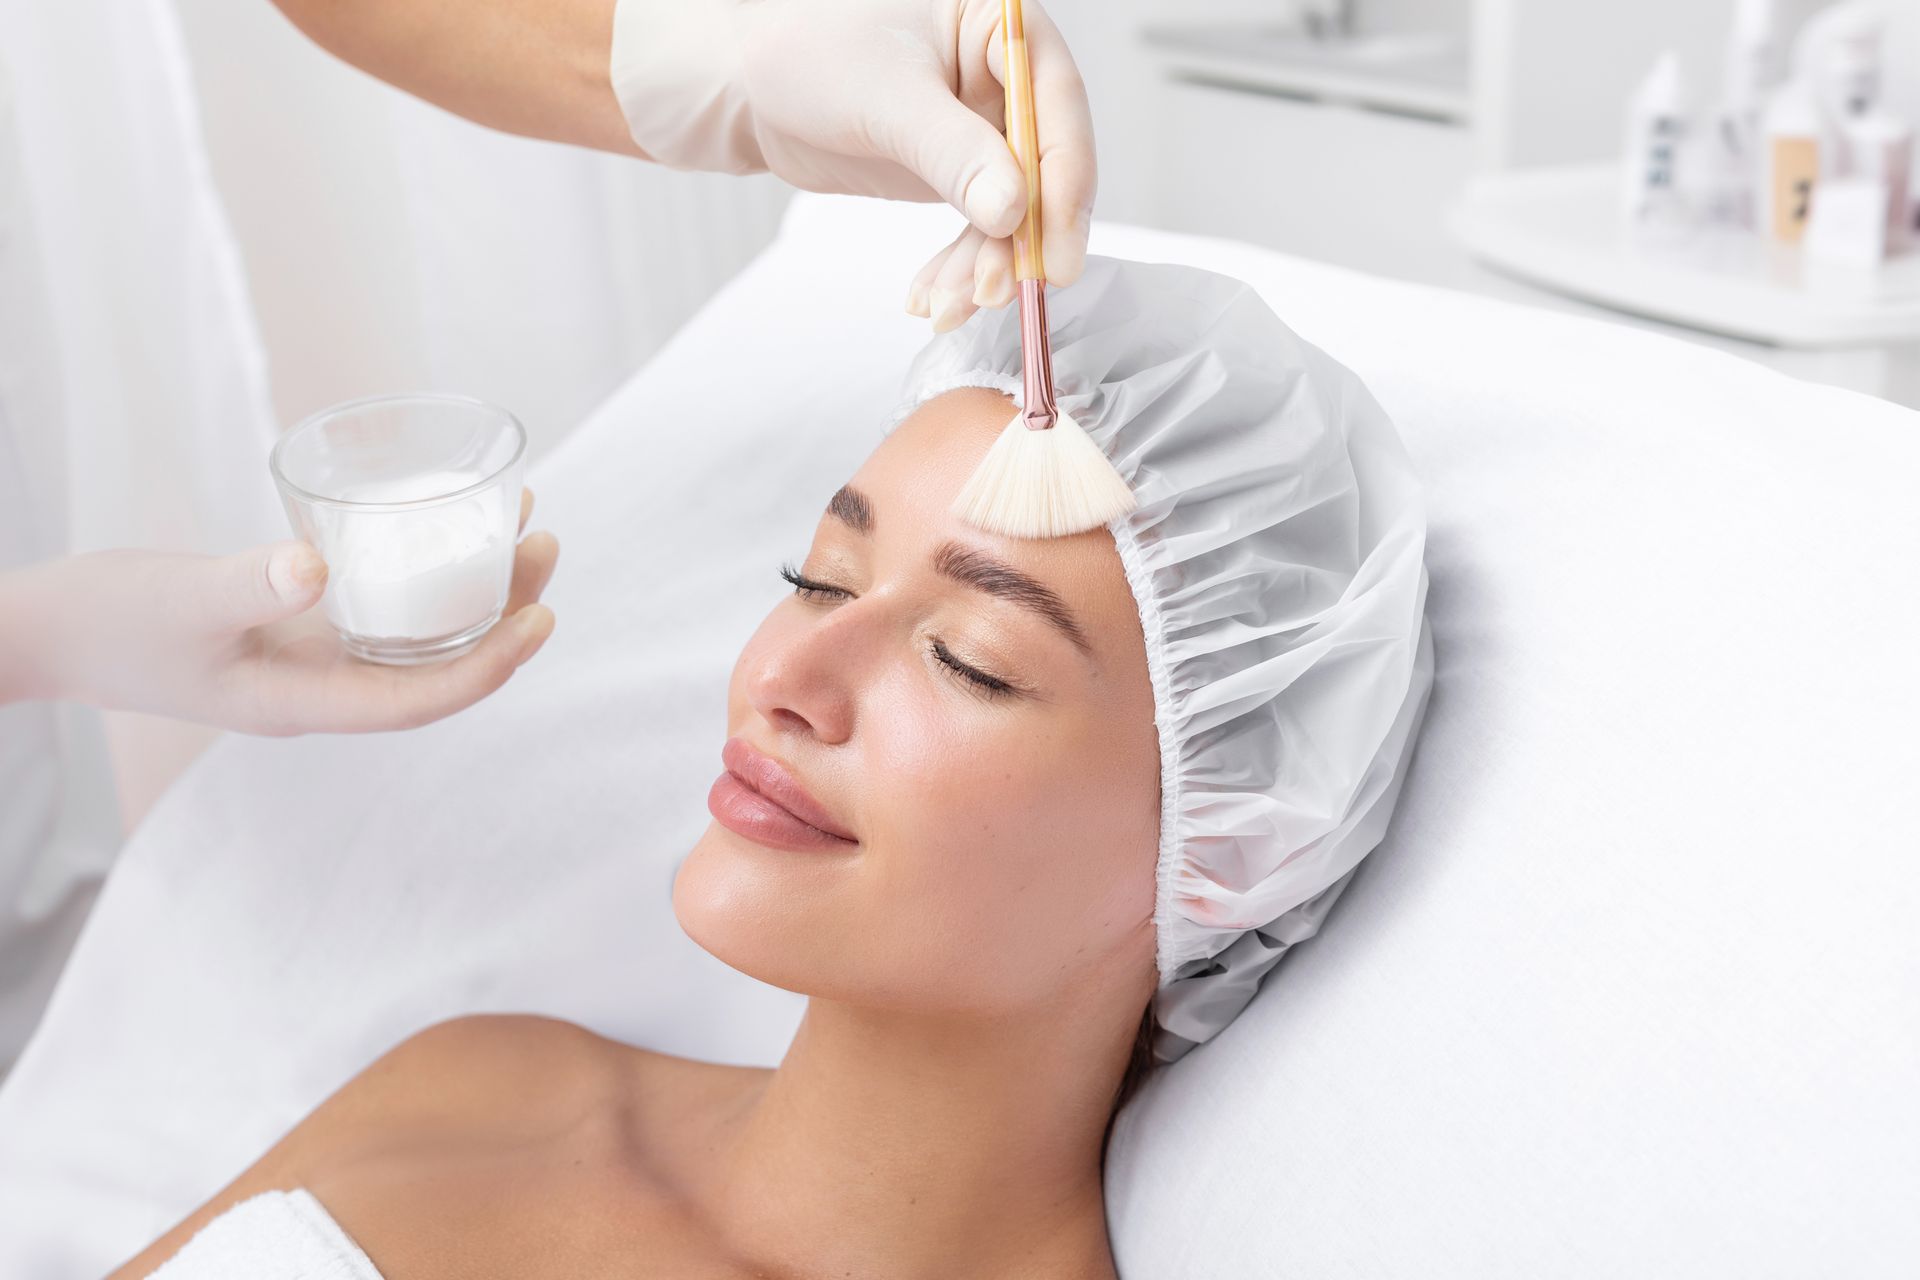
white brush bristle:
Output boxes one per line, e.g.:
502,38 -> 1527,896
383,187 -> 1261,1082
951,410 -> 1136,538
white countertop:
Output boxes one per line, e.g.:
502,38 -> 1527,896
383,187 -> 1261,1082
1451,164 -> 1920,349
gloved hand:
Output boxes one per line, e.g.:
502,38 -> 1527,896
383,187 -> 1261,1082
0,490 -> 558,735
610,0 -> 1095,332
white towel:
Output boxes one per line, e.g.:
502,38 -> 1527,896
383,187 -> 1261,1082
146,1189 -> 382,1280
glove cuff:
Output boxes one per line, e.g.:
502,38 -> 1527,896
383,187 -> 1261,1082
610,0 -> 767,175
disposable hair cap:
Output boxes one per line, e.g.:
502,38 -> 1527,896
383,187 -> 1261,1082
892,257 -> 1435,1063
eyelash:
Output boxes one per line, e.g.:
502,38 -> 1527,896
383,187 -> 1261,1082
777,563 -> 1018,701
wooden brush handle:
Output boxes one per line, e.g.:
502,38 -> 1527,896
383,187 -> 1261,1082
1002,0 -> 1045,283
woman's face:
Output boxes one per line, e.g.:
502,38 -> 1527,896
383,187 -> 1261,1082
675,387 -> 1160,1020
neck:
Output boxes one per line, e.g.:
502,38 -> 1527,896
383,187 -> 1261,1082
698,992 -> 1140,1279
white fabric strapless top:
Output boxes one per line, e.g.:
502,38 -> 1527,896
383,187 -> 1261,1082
146,1189 -> 382,1280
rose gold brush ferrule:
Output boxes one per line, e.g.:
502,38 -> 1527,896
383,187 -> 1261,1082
1018,278 -> 1057,431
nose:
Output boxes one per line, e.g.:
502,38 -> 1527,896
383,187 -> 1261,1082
742,604 -> 866,746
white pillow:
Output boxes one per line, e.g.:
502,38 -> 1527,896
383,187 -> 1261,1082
1,195 -> 1914,1278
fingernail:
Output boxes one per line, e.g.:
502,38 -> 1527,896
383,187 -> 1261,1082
516,605 -> 554,658
930,288 -> 970,333
272,544 -> 328,599
1044,239 -> 1085,286
964,172 -> 1023,237
973,268 -> 1013,309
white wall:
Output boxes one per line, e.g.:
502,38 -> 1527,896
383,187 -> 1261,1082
171,2 -> 790,460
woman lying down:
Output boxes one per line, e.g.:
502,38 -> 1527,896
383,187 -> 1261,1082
120,260 -> 1434,1280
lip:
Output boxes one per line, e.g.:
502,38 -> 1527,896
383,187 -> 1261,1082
708,738 -> 858,852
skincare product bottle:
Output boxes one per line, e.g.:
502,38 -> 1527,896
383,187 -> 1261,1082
1624,52 -> 1690,233
1725,0 -> 1784,120
1842,112 -> 1915,253
1760,78 -> 1823,242
1698,109 -> 1754,227
1794,0 -> 1887,127
1705,0 -> 1783,228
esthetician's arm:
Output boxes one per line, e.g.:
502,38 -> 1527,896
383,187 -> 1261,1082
0,498 -> 559,735
267,0 -> 640,156
266,0 -> 1097,329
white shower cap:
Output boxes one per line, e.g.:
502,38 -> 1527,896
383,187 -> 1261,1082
892,256 -> 1435,1063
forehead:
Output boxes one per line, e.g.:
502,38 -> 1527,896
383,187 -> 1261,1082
843,387 -> 1142,656
857,386 -> 1026,512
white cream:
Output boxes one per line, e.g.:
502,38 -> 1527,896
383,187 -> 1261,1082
316,471 -> 512,642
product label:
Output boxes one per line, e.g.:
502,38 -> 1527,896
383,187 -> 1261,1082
1770,137 -> 1819,242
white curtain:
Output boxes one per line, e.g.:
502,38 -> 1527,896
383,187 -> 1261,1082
0,0 -> 281,1068
0,0 -> 791,1068
1,0 -> 281,556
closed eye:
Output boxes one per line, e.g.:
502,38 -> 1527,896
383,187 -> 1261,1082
780,563 -> 1026,701
779,562 -> 850,602
931,639 -> 1019,700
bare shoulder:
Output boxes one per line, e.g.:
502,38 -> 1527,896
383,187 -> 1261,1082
337,1013 -> 629,1129
108,1015 -> 708,1279
310,1016 -> 767,1274
358,1013 -> 761,1129
111,1016 -> 778,1279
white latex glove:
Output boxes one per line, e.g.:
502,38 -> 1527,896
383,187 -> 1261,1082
610,0 -> 1096,332
0,491 -> 559,736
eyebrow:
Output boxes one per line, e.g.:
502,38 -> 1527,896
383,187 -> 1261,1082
823,485 -> 1091,654
827,485 -> 874,533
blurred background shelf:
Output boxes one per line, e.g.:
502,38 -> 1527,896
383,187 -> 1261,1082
1140,22 -> 1471,122
1131,1 -> 1920,409
1451,164 -> 1920,349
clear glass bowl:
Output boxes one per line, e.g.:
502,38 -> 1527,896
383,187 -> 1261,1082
269,394 -> 527,665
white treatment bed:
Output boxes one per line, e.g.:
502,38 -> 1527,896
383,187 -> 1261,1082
1,194 -> 1915,1277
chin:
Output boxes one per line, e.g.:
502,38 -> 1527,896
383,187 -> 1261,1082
671,822 -> 861,998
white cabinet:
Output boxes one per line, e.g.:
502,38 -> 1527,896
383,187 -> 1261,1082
1153,80 -> 1479,287
1134,11 -> 1479,286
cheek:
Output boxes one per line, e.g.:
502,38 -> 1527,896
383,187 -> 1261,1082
858,684 -> 1160,999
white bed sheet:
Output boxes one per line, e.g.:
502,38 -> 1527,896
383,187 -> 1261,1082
1,194 -> 1916,1277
